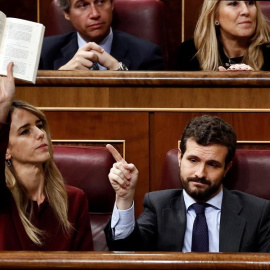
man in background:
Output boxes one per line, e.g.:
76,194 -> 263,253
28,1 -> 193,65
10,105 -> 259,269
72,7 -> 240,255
39,0 -> 164,71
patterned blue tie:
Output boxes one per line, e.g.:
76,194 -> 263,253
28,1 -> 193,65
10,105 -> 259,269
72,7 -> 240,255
191,203 -> 209,252
92,62 -> 99,70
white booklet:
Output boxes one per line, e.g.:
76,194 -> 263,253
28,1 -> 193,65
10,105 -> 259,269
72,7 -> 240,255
0,11 -> 45,84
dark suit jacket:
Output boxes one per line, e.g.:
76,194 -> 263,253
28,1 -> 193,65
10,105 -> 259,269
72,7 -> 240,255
105,188 -> 270,252
39,30 -> 164,71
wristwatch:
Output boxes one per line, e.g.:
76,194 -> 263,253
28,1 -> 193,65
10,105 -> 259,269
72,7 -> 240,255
117,62 -> 128,71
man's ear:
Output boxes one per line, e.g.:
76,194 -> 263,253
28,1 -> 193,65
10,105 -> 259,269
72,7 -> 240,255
5,148 -> 11,160
177,149 -> 182,167
224,161 -> 233,177
64,12 -> 71,21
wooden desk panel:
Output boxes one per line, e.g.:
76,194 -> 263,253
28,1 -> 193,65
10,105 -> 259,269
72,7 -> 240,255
0,251 -> 269,269
45,111 -> 149,216
15,71 -> 270,215
16,71 -> 270,109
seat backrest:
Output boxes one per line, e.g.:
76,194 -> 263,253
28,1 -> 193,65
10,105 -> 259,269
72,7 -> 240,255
161,148 -> 270,201
112,0 -> 168,66
53,145 -> 115,251
44,0 -> 168,67
45,0 -> 75,36
260,1 -> 270,22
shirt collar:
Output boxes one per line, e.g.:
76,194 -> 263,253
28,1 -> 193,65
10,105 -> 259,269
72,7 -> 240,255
77,27 -> 113,54
183,188 -> 223,211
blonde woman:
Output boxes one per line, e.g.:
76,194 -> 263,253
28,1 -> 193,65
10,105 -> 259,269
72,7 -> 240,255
0,63 -> 93,250
177,1 -> 270,71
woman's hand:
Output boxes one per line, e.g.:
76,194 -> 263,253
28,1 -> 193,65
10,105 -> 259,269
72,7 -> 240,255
219,63 -> 254,71
0,62 -> 15,122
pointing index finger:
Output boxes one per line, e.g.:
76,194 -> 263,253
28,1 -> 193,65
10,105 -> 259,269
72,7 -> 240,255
106,144 -> 126,163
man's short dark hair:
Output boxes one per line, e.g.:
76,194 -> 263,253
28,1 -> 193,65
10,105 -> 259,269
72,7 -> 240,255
179,115 -> 237,166
57,0 -> 70,12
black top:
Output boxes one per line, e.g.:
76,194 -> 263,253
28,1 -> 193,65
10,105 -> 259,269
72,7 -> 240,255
176,38 -> 270,71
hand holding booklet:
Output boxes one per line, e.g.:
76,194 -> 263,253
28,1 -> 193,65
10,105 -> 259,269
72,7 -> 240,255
0,11 -> 45,84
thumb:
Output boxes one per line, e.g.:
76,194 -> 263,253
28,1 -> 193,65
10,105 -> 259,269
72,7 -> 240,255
218,66 -> 227,72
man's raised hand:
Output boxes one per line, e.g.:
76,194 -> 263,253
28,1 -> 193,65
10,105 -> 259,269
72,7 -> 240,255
106,144 -> 138,210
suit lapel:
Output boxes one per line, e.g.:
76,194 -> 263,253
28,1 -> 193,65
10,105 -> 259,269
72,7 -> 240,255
219,188 -> 246,252
54,33 -> 78,69
110,30 -> 131,68
160,192 -> 186,251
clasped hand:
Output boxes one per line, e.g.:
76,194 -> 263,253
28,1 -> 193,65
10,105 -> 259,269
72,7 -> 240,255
59,42 -> 119,71
219,63 -> 254,71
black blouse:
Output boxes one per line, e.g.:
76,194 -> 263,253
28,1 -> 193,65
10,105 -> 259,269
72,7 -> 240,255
176,38 -> 270,71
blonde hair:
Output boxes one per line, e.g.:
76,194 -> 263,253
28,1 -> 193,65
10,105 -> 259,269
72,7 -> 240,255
5,100 -> 72,246
194,0 -> 270,71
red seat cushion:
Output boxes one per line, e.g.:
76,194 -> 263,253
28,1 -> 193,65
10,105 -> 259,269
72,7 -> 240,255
53,145 -> 115,251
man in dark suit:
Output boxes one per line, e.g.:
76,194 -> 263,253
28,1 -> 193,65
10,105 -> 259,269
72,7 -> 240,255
39,0 -> 163,71
105,115 -> 270,252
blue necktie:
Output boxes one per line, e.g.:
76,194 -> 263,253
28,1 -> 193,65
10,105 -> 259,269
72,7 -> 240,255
92,62 -> 99,70
191,203 -> 209,252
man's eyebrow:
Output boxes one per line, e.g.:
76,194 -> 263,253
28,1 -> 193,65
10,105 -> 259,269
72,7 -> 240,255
186,155 -> 199,159
206,160 -> 223,166
73,0 -> 84,5
185,155 -> 223,165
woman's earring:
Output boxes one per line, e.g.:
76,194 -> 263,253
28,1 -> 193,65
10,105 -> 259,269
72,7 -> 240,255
6,159 -> 11,167
215,21 -> 220,26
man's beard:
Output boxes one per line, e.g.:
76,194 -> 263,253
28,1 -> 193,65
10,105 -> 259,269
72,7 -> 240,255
180,175 -> 222,202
